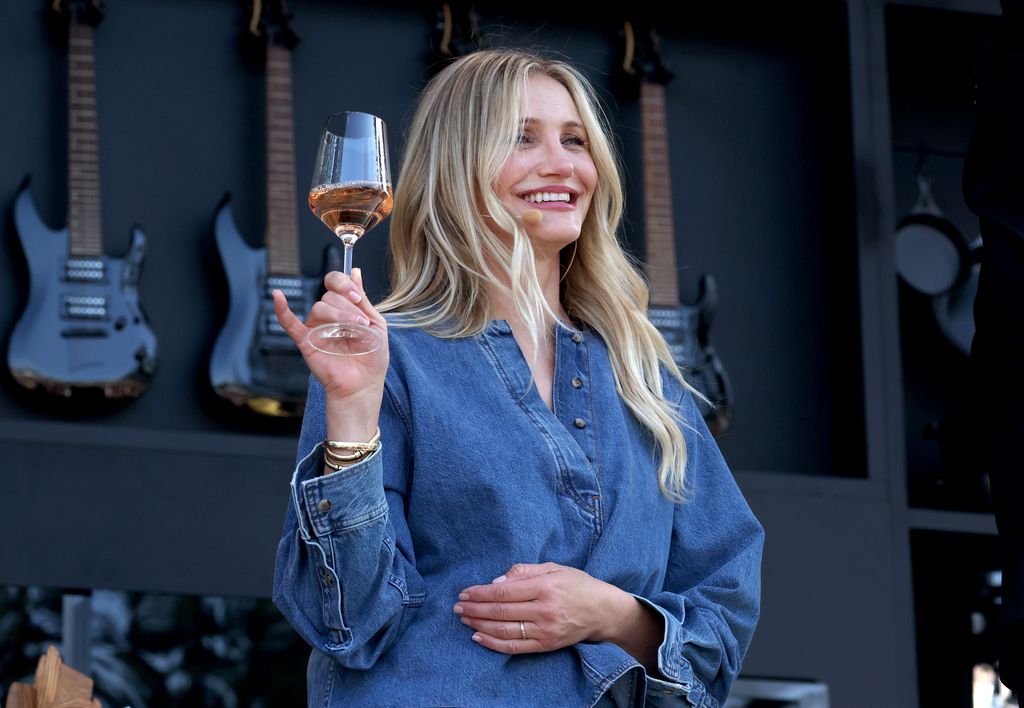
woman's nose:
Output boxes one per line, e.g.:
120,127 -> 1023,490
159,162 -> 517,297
538,142 -> 575,177
540,148 -> 573,176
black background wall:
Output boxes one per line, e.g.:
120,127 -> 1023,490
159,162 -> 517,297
0,0 -> 862,468
0,0 -> 1005,706
0,0 -> 862,585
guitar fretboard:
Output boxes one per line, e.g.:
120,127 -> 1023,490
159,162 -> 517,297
265,44 -> 300,277
67,20 -> 102,257
640,82 -> 679,308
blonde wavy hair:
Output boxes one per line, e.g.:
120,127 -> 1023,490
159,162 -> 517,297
379,48 -> 697,500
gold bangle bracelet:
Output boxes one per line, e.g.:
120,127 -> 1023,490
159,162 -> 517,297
323,447 -> 373,471
325,427 -> 381,453
323,455 -> 347,472
324,447 -> 371,463
321,428 -> 381,473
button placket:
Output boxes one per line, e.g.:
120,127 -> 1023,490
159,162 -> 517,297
554,324 -> 600,491
563,332 -> 588,440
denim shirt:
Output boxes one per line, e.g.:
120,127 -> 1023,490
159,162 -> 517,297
273,319 -> 763,708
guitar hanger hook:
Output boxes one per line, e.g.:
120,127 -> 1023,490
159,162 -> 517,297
622,21 -> 636,75
439,3 -> 453,56
249,0 -> 263,37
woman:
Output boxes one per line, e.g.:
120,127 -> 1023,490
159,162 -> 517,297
272,48 -> 763,707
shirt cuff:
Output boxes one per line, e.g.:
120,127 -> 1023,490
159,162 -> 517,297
632,595 -> 716,708
290,443 -> 388,539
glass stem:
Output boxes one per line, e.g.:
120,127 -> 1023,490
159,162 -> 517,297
343,242 -> 354,276
338,232 -> 358,276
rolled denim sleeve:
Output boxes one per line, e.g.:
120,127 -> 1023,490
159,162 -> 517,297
272,375 -> 425,670
639,391 -> 765,707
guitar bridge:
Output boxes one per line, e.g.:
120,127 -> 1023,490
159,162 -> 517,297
61,327 -> 108,339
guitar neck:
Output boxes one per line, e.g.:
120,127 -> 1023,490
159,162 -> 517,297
640,81 -> 679,308
265,43 -> 301,276
67,20 -> 102,257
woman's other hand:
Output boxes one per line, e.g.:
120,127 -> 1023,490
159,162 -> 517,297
273,268 -> 387,440
453,563 -> 662,668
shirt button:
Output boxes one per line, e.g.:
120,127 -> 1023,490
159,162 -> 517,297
571,332 -> 583,343
318,499 -> 332,513
324,572 -> 335,587
574,418 -> 586,429
571,377 -> 583,389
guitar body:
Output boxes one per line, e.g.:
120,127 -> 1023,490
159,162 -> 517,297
210,199 -> 324,417
648,274 -> 734,432
8,182 -> 157,398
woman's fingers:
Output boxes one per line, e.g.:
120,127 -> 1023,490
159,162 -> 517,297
458,577 -> 540,607
467,627 -> 544,655
325,268 -> 387,328
309,300 -> 369,328
273,290 -> 312,352
492,562 -> 561,584
459,618 -> 538,643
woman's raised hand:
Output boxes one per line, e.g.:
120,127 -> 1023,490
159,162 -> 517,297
273,268 -> 388,437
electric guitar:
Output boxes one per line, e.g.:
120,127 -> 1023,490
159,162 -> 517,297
621,21 -> 734,435
8,0 -> 157,399
209,0 -> 333,418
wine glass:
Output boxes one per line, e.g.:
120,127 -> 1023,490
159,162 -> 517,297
306,111 -> 393,355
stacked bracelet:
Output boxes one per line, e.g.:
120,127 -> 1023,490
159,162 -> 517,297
323,427 -> 381,471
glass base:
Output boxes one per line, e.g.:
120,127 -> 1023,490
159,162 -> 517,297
306,322 -> 382,356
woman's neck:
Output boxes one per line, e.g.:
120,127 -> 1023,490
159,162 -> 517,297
490,250 -> 570,327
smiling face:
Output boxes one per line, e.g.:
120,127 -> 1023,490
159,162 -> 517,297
493,73 -> 598,261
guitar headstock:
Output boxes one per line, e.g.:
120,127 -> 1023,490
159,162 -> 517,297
50,0 -> 104,27
246,0 -> 300,51
430,1 -> 480,73
618,19 -> 674,89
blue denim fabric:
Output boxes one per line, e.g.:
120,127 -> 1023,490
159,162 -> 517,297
273,319 -> 763,708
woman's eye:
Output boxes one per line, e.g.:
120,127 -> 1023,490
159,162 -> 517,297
563,135 -> 588,148
516,133 -> 533,145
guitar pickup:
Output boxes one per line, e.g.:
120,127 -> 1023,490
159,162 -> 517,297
266,276 -> 303,299
63,295 -> 108,320
64,258 -> 106,282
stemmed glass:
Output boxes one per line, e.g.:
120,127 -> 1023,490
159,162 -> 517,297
306,111 -> 393,355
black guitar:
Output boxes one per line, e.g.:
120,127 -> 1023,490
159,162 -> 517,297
8,0 -> 157,399
621,21 -> 734,435
209,0 -> 332,418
